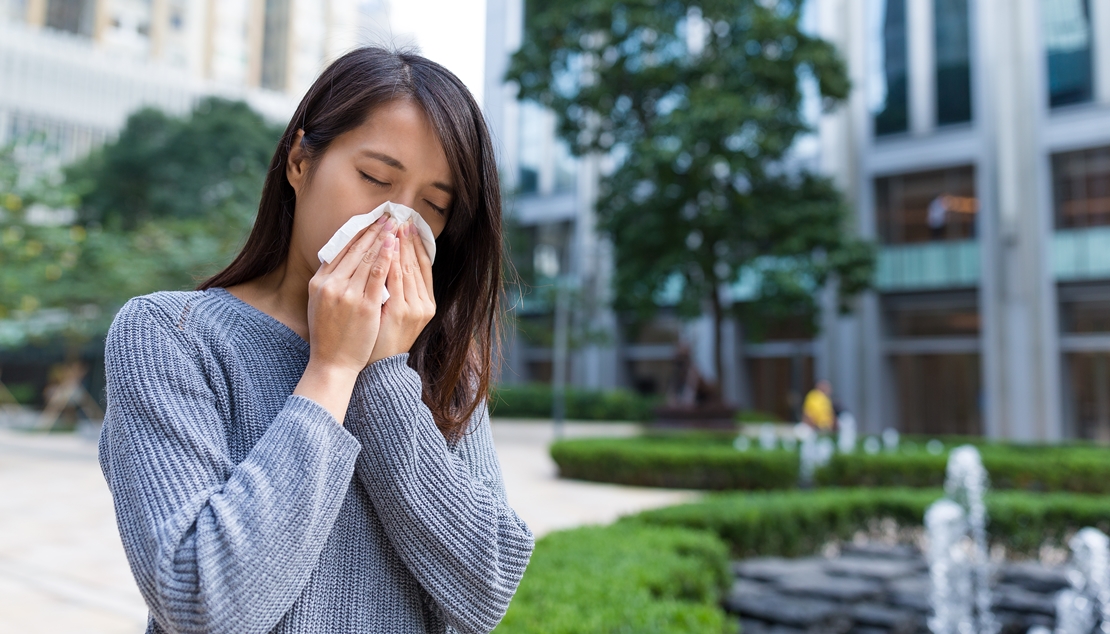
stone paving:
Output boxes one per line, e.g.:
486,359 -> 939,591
729,543 -> 1068,634
0,420 -> 694,632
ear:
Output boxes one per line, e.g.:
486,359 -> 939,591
287,129 -> 308,194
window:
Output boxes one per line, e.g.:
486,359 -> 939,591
517,102 -> 545,195
45,0 -> 94,36
886,307 -> 980,337
260,0 -> 291,92
871,0 -> 909,136
935,0 -> 972,125
1043,0 -> 1094,107
892,353 -> 982,435
748,356 -> 814,422
1053,147 -> 1110,228
875,166 -> 978,244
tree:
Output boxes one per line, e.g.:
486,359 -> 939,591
507,0 -> 875,400
1,98 -> 280,346
67,97 -> 281,229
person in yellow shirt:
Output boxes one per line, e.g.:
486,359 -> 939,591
803,380 -> 836,432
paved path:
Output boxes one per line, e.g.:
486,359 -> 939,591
0,421 -> 697,632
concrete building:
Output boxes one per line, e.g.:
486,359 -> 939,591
0,0 -> 390,161
485,0 -> 1110,442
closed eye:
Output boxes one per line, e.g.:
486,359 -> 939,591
358,171 -> 389,188
426,200 -> 447,216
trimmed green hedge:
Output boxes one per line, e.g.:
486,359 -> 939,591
551,435 -> 1110,494
490,383 -> 660,421
497,488 -> 1110,632
495,523 -> 736,634
551,436 -> 798,490
633,488 -> 1110,557
818,445 -> 1110,493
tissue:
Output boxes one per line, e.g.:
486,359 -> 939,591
317,201 -> 437,265
317,201 -> 437,303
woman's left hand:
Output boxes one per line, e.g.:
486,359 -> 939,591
367,221 -> 436,365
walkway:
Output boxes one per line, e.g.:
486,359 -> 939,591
0,420 -> 696,632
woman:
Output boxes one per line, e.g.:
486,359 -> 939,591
98,47 -> 534,634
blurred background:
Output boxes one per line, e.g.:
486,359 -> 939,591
4,0 -> 1109,442
2,0 -> 1110,633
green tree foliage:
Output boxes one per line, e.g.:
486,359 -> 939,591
0,98 -> 280,347
67,97 -> 281,229
506,0 -> 875,388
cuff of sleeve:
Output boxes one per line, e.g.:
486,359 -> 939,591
267,394 -> 362,463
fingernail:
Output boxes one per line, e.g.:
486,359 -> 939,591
382,234 -> 394,248
407,223 -> 417,237
384,218 -> 396,231
374,215 -> 387,225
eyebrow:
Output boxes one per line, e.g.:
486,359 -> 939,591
360,149 -> 455,196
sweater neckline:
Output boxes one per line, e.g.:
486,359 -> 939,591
208,287 -> 310,356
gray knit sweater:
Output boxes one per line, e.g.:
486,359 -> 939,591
98,288 -> 534,634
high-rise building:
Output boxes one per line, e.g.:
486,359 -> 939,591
0,0 -> 387,162
485,0 -> 1110,442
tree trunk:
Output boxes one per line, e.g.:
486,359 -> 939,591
711,284 -> 725,405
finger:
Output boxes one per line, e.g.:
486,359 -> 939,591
400,224 -> 422,304
411,226 -> 434,302
330,216 -> 392,279
380,234 -> 405,304
360,232 -> 395,305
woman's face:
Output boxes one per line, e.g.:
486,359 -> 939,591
287,99 -> 453,270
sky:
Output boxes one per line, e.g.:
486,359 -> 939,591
382,0 -> 489,108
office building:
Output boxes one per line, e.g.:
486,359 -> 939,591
485,0 -> 1110,442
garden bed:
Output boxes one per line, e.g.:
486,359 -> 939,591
551,434 -> 1110,493
497,488 -> 1110,632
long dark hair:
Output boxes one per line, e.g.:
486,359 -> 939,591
199,47 -> 503,442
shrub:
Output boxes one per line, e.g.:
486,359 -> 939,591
496,524 -> 736,634
550,436 -> 799,490
490,383 -> 660,421
552,435 -> 1110,494
818,444 -> 1110,493
632,488 -> 1110,558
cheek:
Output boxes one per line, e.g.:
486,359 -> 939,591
416,210 -> 447,238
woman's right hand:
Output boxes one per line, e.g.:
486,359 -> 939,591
294,215 -> 397,423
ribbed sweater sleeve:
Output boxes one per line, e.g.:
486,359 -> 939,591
97,298 -> 362,634
346,354 -> 534,634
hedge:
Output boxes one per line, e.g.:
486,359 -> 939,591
495,523 -> 735,634
551,435 -> 1110,494
496,489 -> 1110,632
490,383 -> 659,421
632,488 -> 1110,557
551,436 -> 798,490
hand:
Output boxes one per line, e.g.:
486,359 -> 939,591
306,215 -> 398,375
368,220 -> 436,365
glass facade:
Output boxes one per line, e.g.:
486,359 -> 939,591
261,0 -> 291,92
886,306 -> 980,337
876,166 -> 978,244
1064,353 -> 1110,441
45,0 -> 95,36
935,0 -> 972,125
893,353 -> 982,436
1053,146 -> 1110,228
873,0 -> 909,136
1043,0 -> 1094,107
748,356 -> 814,422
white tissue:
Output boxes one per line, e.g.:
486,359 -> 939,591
317,201 -> 437,303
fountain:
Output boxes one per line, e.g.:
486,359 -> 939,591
837,411 -> 857,454
926,498 -> 975,634
795,423 -> 837,487
758,423 -> 777,451
882,427 -> 901,452
926,445 -> 999,634
1052,527 -> 1110,634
